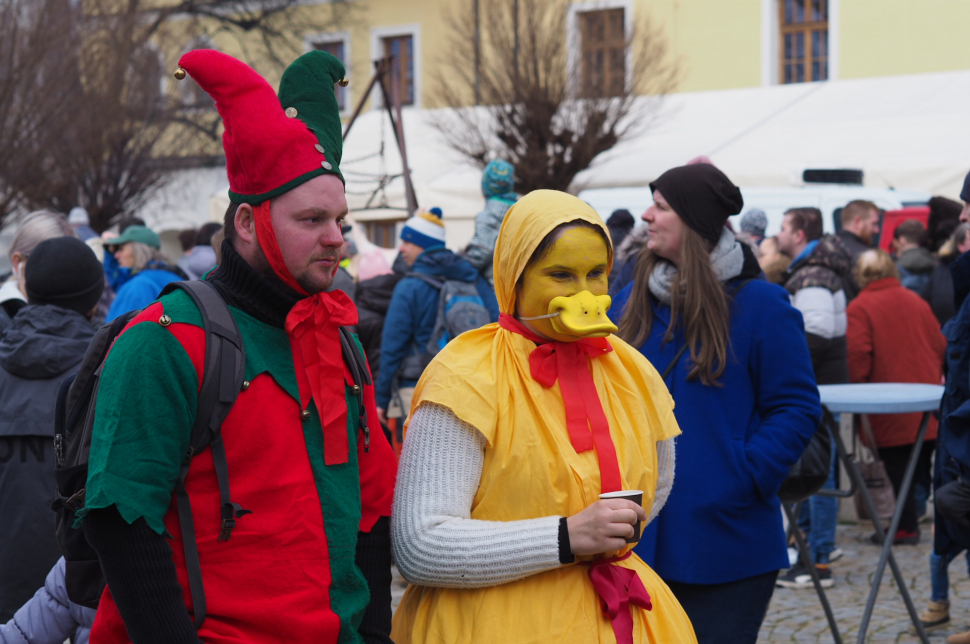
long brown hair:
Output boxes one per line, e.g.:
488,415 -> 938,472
617,226 -> 731,386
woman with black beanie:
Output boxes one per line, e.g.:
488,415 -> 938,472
611,164 -> 822,642
0,237 -> 103,622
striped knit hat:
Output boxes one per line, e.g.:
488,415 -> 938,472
401,208 -> 446,249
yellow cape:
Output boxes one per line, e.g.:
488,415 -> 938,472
393,190 -> 696,643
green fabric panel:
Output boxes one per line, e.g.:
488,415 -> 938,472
304,389 -> 368,643
157,289 -> 203,327
162,289 -> 301,402
228,167 -> 339,205
85,287 -> 370,636
278,50 -> 345,178
232,310 -> 301,403
80,321 -> 198,535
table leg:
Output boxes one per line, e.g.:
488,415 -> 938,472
855,412 -> 931,644
782,502 -> 842,644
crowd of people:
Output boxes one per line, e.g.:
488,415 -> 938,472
3,44 -> 970,644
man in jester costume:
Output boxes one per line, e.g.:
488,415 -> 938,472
78,49 -> 397,643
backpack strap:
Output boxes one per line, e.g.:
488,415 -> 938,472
339,326 -> 372,453
160,280 -> 246,629
53,374 -> 76,469
406,272 -> 444,290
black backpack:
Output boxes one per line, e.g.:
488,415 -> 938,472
50,280 -> 372,628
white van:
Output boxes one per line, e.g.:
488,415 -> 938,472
578,185 -> 932,237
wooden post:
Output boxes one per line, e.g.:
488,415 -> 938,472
378,56 -> 418,216
342,57 -> 387,141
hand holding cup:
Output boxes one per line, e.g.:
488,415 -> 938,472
566,491 -> 646,556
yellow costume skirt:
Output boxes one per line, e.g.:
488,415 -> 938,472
391,551 -> 696,644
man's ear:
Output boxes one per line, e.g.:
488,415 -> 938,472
235,204 -> 256,246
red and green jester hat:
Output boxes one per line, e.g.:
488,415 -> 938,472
116,48 -> 395,642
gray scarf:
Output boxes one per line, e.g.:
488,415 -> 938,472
647,227 -> 745,304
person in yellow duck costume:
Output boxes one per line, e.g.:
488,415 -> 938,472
390,189 -> 697,643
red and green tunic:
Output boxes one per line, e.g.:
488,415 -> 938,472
80,288 -> 396,643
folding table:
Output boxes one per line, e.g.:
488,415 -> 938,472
802,383 -> 944,644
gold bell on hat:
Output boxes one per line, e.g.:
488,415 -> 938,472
174,67 -> 186,80
338,77 -> 349,87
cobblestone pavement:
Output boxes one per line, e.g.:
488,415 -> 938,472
760,522 -> 970,643
390,522 -> 967,643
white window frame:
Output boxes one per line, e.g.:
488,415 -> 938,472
305,31 -> 352,115
761,0 -> 839,86
370,24 -> 422,109
566,0 -> 634,98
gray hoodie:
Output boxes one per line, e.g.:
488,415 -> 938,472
0,305 -> 95,622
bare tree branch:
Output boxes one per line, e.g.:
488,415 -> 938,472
0,0 -> 356,230
430,0 -> 680,194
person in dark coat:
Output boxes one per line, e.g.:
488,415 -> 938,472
0,237 -> 103,622
932,172 -> 970,644
606,209 -> 635,252
613,164 -> 821,643
837,200 -> 880,262
894,219 -> 937,298
605,209 -> 636,286
775,208 -> 850,588
355,254 -> 407,380
608,224 -> 650,297
375,212 -> 499,426
837,199 -> 881,301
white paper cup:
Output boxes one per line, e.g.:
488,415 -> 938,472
599,490 -> 644,543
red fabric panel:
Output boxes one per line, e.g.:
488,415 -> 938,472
166,323 -> 205,390
93,342 -> 343,643
847,277 -> 946,447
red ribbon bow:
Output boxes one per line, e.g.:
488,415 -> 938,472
255,201 -> 357,465
584,552 -> 653,644
499,314 -> 622,493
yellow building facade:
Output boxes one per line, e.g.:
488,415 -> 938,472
152,0 -> 970,249
276,0 -> 970,110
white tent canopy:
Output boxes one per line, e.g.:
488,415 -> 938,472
572,69 -> 970,199
140,69 -> 970,250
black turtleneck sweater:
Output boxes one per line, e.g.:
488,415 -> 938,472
84,240 -> 393,644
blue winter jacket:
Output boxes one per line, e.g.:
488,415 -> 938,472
935,250 -> 970,555
375,247 -> 499,409
0,558 -> 95,644
613,276 -> 821,585
102,250 -> 132,294
105,264 -> 181,322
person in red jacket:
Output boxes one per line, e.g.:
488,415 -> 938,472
847,249 -> 946,544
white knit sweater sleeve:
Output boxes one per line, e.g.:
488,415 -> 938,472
390,402 -> 563,588
649,438 -> 676,524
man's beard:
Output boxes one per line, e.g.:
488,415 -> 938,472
251,239 -> 338,296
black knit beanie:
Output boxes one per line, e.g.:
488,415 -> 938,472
25,237 -> 105,315
649,164 -> 744,244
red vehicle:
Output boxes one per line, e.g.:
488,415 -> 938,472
878,206 -> 931,252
